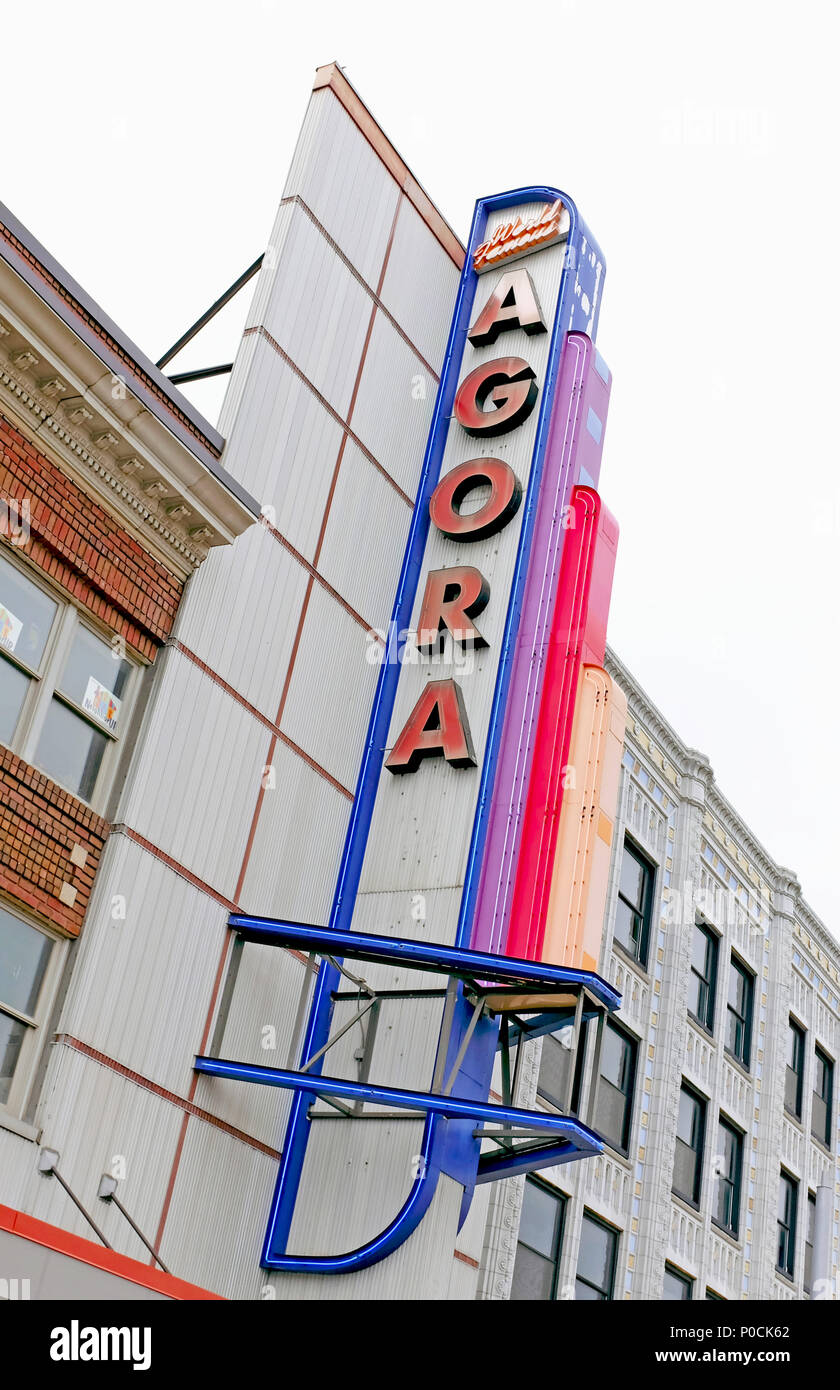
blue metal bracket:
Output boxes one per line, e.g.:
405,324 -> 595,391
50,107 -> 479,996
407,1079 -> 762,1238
196,185 -> 611,1276
195,921 -> 620,1273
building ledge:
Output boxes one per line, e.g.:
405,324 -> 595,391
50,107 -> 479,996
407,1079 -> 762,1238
0,207 -> 259,577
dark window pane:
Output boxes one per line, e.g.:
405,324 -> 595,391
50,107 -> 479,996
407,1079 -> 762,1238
537,1030 -> 574,1110
613,899 -> 640,957
511,1245 -> 555,1300
619,849 -> 645,911
0,906 -> 52,1015
813,1051 -> 832,1145
687,972 -> 703,1021
812,1096 -> 828,1145
804,1194 -> 816,1294
0,551 -> 58,670
674,1087 -> 704,1203
577,1215 -> 615,1297
785,1021 -> 804,1117
35,699 -> 109,801
663,1266 -> 692,1299
518,1180 -> 561,1259
596,1024 -> 635,1151
714,1121 -> 741,1235
677,1089 -> 700,1147
616,843 -> 653,967
598,1081 -> 627,1151
777,1174 -> 797,1277
601,1026 -> 627,1090
689,924 -> 717,1029
0,1010 -> 27,1103
0,654 -> 30,744
57,627 -> 130,736
691,928 -> 708,974
575,1279 -> 602,1300
513,1180 -> 565,1301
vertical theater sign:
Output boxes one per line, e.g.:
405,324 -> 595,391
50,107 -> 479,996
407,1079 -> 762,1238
195,186 -> 627,1279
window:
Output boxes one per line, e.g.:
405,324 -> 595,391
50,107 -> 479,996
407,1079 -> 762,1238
705,1288 -> 726,1300
812,1048 -> 833,1147
0,903 -> 58,1113
777,1172 -> 798,1279
575,1212 -> 618,1300
725,956 -> 754,1068
595,1021 -> 637,1153
511,1179 -> 566,1300
614,839 -> 654,967
688,920 -> 718,1031
663,1264 -> 693,1299
0,548 -> 136,808
804,1192 -> 816,1295
785,1019 -> 805,1119
537,1026 -> 584,1115
673,1084 -> 705,1206
713,1118 -> 743,1237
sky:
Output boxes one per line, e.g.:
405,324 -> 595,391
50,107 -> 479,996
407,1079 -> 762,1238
4,0 -> 838,929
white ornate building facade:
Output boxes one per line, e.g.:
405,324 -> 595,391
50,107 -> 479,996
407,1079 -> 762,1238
478,648 -> 839,1301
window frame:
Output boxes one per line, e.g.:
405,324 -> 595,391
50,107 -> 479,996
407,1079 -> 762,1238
812,1046 -> 833,1148
0,546 -> 141,812
725,954 -> 754,1070
593,1017 -> 638,1155
511,1176 -> 567,1301
712,1115 -> 743,1239
776,1170 -> 798,1280
613,837 -> 655,970
784,1018 -> 806,1121
804,1191 -> 816,1296
663,1263 -> 694,1300
537,1025 -> 586,1117
575,1210 -> 619,1301
672,1081 -> 706,1208
688,918 -> 719,1034
0,901 -> 66,1121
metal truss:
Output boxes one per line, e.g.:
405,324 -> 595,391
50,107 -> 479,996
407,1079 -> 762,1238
195,918 -> 620,1181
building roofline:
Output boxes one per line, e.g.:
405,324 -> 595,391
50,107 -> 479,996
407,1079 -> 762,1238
0,202 -> 260,519
606,644 -> 836,945
313,63 -> 466,270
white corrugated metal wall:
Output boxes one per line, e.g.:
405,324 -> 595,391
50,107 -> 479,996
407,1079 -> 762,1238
13,75 -> 465,1300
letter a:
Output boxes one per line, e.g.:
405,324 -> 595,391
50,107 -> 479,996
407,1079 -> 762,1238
385,679 -> 476,774
467,268 -> 547,347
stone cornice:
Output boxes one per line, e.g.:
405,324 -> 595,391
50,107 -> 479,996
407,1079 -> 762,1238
607,644 -> 837,949
0,294 -> 254,577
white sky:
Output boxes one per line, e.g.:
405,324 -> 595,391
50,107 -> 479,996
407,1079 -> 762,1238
5,0 -> 838,930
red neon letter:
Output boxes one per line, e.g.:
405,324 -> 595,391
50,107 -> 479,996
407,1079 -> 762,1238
385,680 -> 476,774
467,268 -> 547,347
453,357 -> 538,437
429,458 -> 521,541
416,566 -> 490,653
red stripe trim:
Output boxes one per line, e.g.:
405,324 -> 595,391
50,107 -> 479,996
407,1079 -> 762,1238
243,325 -> 413,508
0,1203 -> 223,1299
259,514 -> 385,636
281,195 -> 439,381
170,640 -> 354,800
311,64 -> 465,269
54,1035 -> 283,1159
454,1249 -> 480,1268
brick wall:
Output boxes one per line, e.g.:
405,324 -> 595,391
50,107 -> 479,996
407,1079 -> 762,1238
0,746 -> 108,937
0,409 -> 183,659
0,408 -> 186,936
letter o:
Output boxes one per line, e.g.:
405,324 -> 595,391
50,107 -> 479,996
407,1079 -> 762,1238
429,458 -> 522,541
